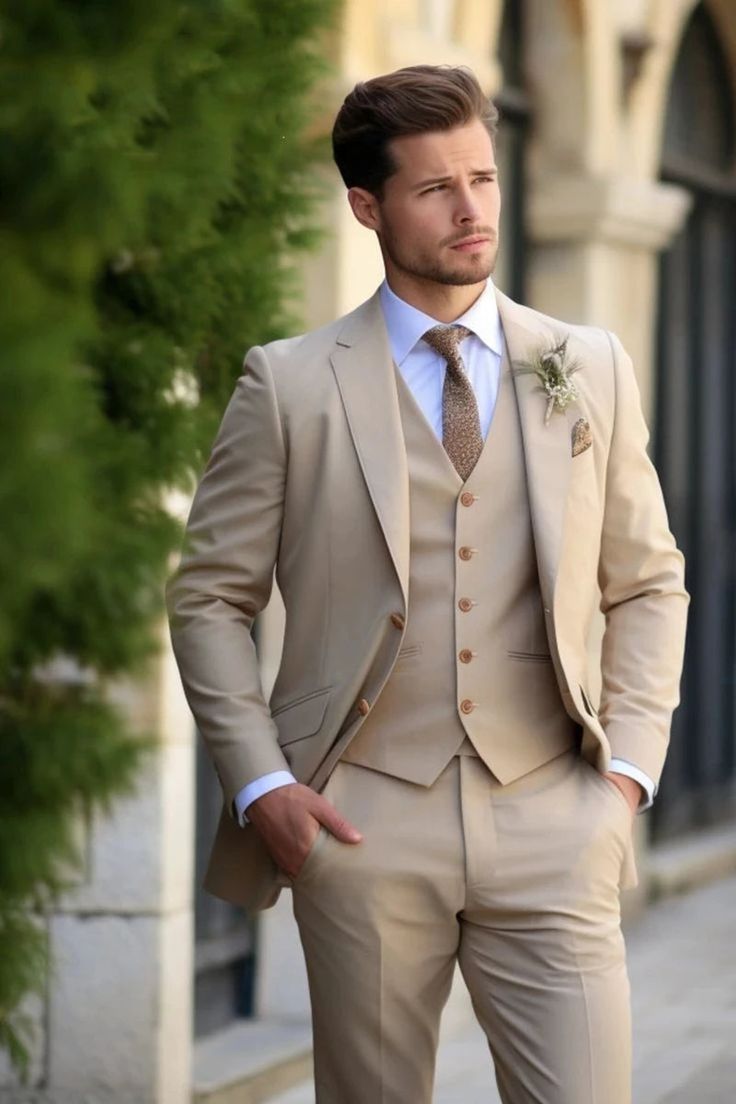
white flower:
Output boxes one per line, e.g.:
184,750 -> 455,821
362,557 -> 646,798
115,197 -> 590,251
514,335 -> 581,425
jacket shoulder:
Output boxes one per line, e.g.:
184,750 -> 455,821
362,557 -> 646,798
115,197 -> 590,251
259,316 -> 344,366
503,294 -> 616,406
507,296 -> 612,361
257,293 -> 378,372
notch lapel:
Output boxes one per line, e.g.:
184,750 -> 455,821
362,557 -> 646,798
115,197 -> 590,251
330,293 -> 410,606
496,287 -> 581,606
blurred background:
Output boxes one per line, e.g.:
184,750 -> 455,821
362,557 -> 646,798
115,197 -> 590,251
1,1 -> 734,1101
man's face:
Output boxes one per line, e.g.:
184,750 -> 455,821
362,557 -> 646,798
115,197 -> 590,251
352,118 -> 501,288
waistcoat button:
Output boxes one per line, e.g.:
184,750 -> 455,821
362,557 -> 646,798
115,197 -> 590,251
460,491 -> 475,507
460,699 -> 476,714
357,698 -> 371,716
458,597 -> 474,612
458,546 -> 476,561
390,612 -> 405,630
458,649 -> 474,664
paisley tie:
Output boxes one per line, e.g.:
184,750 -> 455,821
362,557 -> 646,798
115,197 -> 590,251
423,324 -> 483,481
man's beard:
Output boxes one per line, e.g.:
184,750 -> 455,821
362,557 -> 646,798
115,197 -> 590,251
381,227 -> 497,287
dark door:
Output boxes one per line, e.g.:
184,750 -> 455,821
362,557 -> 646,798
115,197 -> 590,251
495,0 -> 530,302
652,3 -> 736,838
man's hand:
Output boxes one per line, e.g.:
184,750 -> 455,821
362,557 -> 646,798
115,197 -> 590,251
603,771 -> 643,815
246,783 -> 362,879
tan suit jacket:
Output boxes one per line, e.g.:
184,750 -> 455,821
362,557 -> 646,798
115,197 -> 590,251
166,286 -> 689,908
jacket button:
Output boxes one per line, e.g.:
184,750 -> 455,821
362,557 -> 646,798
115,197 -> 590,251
460,699 -> 476,714
357,698 -> 371,716
460,492 -> 476,507
458,597 -> 474,612
458,546 -> 476,561
390,612 -> 405,630
458,648 -> 474,664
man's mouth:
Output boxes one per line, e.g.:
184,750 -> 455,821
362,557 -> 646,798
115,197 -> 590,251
450,236 -> 490,252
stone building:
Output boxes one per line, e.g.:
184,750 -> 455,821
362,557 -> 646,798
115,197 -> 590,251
2,1 -> 734,1101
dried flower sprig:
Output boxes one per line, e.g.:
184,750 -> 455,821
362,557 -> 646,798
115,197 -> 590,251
514,336 -> 582,425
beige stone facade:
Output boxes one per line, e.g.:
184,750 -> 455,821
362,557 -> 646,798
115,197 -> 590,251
4,4 -> 733,1101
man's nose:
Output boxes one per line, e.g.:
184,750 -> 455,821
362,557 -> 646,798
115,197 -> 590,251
455,184 -> 481,222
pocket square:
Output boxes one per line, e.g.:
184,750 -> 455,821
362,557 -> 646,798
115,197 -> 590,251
571,418 -> 592,457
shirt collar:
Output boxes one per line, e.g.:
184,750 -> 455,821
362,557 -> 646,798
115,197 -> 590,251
379,277 -> 503,367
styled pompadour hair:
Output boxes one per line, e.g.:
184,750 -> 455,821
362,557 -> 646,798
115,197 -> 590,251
332,65 -> 499,196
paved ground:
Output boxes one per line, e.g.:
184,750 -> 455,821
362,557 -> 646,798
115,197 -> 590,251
268,874 -> 736,1103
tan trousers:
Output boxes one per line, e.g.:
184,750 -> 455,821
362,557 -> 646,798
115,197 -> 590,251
291,749 -> 635,1104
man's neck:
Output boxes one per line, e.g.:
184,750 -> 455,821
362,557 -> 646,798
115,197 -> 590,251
384,271 -> 487,322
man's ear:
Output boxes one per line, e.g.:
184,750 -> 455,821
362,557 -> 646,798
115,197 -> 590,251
347,187 -> 381,231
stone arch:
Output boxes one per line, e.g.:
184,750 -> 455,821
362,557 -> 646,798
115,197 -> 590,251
629,0 -> 736,178
521,0 -> 641,177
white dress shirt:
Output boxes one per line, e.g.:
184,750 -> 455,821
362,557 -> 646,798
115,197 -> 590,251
234,279 -> 654,822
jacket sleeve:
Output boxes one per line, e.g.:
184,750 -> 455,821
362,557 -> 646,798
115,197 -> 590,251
166,345 -> 291,817
596,330 -> 690,785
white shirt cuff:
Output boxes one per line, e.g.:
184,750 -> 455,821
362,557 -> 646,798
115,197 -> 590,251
233,771 -> 298,826
608,758 -> 656,812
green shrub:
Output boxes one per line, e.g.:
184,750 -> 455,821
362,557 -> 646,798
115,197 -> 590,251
0,0 -> 336,1075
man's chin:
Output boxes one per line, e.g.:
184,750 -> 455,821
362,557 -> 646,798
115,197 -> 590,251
385,247 -> 496,288
430,263 -> 494,287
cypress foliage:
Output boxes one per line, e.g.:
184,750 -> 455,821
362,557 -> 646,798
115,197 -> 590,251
0,0 -> 336,1074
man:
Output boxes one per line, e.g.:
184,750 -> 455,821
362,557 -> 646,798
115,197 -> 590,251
167,65 -> 689,1103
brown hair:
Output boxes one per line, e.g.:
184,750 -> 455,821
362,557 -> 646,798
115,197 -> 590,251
332,65 -> 499,196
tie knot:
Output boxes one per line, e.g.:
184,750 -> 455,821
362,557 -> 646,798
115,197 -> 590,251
423,324 -> 473,362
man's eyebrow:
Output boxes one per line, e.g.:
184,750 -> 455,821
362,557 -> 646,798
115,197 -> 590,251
414,168 -> 498,189
413,175 -> 452,189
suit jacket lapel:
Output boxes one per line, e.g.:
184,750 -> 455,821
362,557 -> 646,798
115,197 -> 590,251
330,292 -> 410,606
328,285 -> 581,612
495,286 -> 581,606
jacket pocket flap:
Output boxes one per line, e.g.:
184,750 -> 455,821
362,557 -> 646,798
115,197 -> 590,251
273,688 -> 331,747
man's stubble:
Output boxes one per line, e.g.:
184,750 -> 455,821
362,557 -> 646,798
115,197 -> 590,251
379,222 -> 499,289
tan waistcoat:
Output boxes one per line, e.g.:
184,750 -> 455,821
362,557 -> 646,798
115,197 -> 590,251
340,342 -> 579,785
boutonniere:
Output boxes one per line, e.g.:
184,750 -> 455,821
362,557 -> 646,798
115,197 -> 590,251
514,335 -> 582,425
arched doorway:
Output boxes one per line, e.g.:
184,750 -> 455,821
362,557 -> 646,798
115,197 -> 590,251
653,3 -> 736,838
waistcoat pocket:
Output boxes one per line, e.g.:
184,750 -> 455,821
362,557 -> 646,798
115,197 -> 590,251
507,650 -> 552,663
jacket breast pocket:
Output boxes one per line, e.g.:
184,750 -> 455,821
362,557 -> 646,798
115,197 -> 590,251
272,687 -> 331,747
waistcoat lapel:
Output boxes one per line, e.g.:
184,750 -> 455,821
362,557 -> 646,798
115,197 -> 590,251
330,292 -> 410,605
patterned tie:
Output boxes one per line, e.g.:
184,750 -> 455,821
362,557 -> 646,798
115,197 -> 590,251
423,324 -> 483,481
